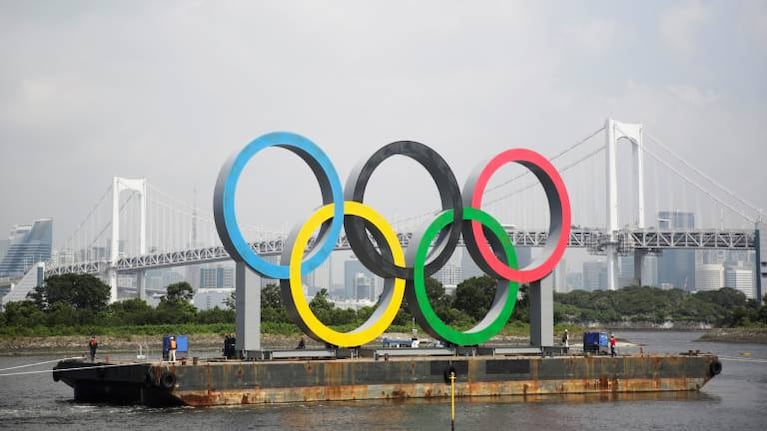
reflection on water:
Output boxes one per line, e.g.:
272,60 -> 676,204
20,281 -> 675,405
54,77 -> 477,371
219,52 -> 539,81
0,331 -> 765,431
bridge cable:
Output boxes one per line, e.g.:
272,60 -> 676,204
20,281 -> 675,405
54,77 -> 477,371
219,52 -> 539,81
645,132 -> 765,221
617,126 -> 755,224
485,126 -> 605,194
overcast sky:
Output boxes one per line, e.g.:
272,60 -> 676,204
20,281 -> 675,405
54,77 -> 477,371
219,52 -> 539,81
1,0 -> 765,247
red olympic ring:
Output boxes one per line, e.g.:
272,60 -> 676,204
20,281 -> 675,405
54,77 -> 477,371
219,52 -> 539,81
465,148 -> 571,283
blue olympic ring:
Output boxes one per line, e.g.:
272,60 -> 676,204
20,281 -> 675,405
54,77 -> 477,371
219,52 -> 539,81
213,131 -> 344,279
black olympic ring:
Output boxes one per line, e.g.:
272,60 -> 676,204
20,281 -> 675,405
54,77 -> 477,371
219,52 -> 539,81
344,141 -> 463,280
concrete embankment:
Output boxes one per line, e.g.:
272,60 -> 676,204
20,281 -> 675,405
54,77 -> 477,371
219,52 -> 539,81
697,328 -> 767,344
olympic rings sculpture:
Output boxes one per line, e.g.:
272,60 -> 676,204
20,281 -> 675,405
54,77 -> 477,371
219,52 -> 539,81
214,131 -> 571,347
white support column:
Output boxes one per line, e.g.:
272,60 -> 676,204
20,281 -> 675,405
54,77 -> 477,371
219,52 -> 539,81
605,119 -> 619,235
633,130 -> 646,228
530,275 -> 554,347
139,181 -> 147,255
235,262 -> 261,355
137,270 -> 146,301
605,119 -> 619,291
110,177 -> 120,303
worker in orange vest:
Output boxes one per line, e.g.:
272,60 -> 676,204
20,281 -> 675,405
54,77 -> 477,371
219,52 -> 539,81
169,336 -> 177,362
88,336 -> 98,362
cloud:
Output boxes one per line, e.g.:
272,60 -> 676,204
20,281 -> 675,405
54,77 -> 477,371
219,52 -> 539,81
667,84 -> 719,107
0,1 -> 764,246
659,0 -> 710,57
565,16 -> 619,55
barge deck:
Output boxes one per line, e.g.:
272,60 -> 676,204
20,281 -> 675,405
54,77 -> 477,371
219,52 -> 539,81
53,353 -> 722,407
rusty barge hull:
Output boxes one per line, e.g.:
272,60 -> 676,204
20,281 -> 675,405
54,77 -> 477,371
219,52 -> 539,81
53,354 -> 720,407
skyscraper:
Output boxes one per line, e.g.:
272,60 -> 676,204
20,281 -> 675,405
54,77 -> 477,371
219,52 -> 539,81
344,257 -> 377,300
0,239 -> 9,263
199,265 -> 234,289
657,211 -> 696,291
0,219 -> 53,278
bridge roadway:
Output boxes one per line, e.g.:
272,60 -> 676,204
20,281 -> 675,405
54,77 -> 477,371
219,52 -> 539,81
45,228 -> 757,276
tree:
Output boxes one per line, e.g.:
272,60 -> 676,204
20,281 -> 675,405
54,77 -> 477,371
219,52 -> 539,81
108,298 -> 154,325
163,282 -> 194,303
223,291 -> 236,311
2,300 -> 46,327
156,282 -> 197,324
453,276 -> 496,321
30,274 -> 110,312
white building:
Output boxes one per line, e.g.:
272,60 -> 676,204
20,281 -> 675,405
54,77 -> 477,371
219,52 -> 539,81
725,266 -> 754,299
435,263 -> 462,286
696,264 -> 724,292
194,288 -> 234,310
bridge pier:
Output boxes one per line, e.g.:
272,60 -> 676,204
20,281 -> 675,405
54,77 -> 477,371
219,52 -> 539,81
530,275 -> 554,348
235,262 -> 261,356
136,270 -> 146,301
633,250 -> 647,287
108,268 -> 118,303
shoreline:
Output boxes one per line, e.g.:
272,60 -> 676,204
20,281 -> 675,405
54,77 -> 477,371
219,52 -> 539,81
0,332 -> 529,357
4,326 -> 765,356
696,328 -> 767,344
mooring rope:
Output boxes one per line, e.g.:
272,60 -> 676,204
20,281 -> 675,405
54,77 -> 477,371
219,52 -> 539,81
718,356 -> 767,364
0,362 -> 149,378
0,357 -> 82,372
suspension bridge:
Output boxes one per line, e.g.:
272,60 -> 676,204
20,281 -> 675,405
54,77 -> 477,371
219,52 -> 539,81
5,118 -> 766,304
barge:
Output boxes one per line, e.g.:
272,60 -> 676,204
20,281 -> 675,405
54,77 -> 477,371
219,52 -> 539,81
53,351 -> 722,407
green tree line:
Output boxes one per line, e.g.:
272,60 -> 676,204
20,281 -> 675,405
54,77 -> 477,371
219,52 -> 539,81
1,274 -> 765,337
555,285 -> 767,326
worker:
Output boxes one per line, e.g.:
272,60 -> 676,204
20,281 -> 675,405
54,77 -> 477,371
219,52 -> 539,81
88,335 -> 98,362
562,329 -> 570,350
610,333 -> 617,357
296,336 -> 306,350
169,336 -> 177,362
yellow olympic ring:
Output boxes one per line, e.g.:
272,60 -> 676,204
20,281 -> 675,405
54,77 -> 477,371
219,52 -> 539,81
286,201 -> 405,347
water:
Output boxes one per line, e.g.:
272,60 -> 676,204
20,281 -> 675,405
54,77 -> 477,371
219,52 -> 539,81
1,331 -> 766,430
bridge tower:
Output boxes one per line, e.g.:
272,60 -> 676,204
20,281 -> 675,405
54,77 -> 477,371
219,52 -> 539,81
605,118 -> 645,290
108,177 -> 147,303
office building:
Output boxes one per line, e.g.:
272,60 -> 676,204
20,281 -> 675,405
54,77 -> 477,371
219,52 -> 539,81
194,288 -> 235,310
435,263 -> 462,286
0,219 -> 53,278
657,211 -> 696,291
354,273 -> 373,301
583,260 -> 607,291
696,264 -> 724,292
0,239 -> 9,263
725,266 -> 755,299
200,265 -> 234,289
303,258 -> 332,298
344,257 -> 377,300
566,272 -> 583,291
